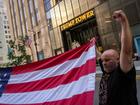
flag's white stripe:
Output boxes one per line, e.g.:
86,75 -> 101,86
9,46 -> 95,84
0,73 -> 95,104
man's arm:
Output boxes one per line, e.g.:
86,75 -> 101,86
113,10 -> 133,73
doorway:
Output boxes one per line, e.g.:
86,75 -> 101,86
61,19 -> 100,51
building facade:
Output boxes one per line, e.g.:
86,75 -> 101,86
6,0 -> 140,62
44,0 -> 100,55
44,0 -> 140,56
95,0 -> 140,55
5,0 -> 53,62
0,1 -> 12,64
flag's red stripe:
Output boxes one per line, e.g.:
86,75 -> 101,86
5,59 -> 96,93
0,91 -> 94,105
12,41 -> 92,75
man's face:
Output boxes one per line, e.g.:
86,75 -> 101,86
101,50 -> 119,73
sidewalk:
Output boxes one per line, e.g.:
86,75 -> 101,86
134,60 -> 140,71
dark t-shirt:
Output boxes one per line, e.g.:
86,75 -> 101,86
99,64 -> 138,105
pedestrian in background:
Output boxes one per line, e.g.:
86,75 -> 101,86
97,10 -> 138,105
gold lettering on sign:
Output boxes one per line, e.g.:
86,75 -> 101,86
60,10 -> 94,31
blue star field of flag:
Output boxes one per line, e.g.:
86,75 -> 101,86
0,67 -> 12,97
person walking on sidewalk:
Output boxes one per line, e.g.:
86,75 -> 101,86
97,10 -> 138,105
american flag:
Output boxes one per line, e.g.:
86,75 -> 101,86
25,36 -> 32,46
0,40 -> 96,105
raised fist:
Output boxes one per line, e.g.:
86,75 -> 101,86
112,10 -> 128,24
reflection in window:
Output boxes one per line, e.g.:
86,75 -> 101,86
65,0 -> 74,20
59,1 -> 67,23
54,5 -> 62,25
71,0 -> 81,17
79,0 -> 88,13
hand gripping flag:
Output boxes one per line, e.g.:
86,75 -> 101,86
0,40 -> 96,105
